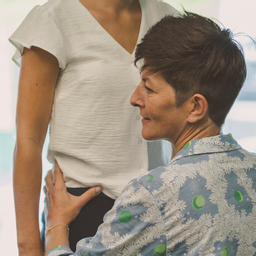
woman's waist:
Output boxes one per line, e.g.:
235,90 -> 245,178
52,153 -> 148,199
63,174 -> 140,200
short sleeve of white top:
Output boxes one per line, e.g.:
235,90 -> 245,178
9,0 -> 178,199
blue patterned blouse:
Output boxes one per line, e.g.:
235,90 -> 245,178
47,134 -> 256,256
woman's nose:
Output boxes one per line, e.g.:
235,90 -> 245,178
130,83 -> 144,108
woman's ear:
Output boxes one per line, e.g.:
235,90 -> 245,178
187,94 -> 208,123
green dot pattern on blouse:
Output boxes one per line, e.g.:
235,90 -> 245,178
52,245 -> 62,251
146,174 -> 154,183
190,154 -> 200,158
118,210 -> 132,223
183,141 -> 192,149
192,195 -> 205,210
154,244 -> 166,256
220,246 -> 229,256
234,190 -> 244,203
81,251 -> 91,256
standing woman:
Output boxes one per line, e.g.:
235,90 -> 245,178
9,0 -> 177,255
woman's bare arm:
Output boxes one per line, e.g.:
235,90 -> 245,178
13,46 -> 59,256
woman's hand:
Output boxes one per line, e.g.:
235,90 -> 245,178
44,162 -> 102,229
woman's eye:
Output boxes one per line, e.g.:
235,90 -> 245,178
145,86 -> 154,93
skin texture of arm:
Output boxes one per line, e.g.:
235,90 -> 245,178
13,46 -> 59,256
44,163 -> 102,255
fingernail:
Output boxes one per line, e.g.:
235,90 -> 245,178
95,186 -> 102,193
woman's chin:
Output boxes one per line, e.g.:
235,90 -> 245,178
141,129 -> 158,141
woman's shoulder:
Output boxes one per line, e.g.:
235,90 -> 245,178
42,0 -> 71,15
19,0 -> 71,22
141,0 -> 178,16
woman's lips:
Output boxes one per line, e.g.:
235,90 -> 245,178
142,117 -> 150,124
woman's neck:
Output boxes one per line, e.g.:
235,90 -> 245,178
80,0 -> 139,14
172,118 -> 221,156
79,0 -> 141,54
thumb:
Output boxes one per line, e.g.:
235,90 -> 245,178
77,186 -> 102,208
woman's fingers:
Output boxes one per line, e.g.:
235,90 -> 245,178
45,169 -> 54,190
77,186 -> 102,209
44,161 -> 102,225
54,161 -> 66,189
43,185 -> 47,195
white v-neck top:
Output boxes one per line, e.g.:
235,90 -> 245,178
9,0 -> 178,199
